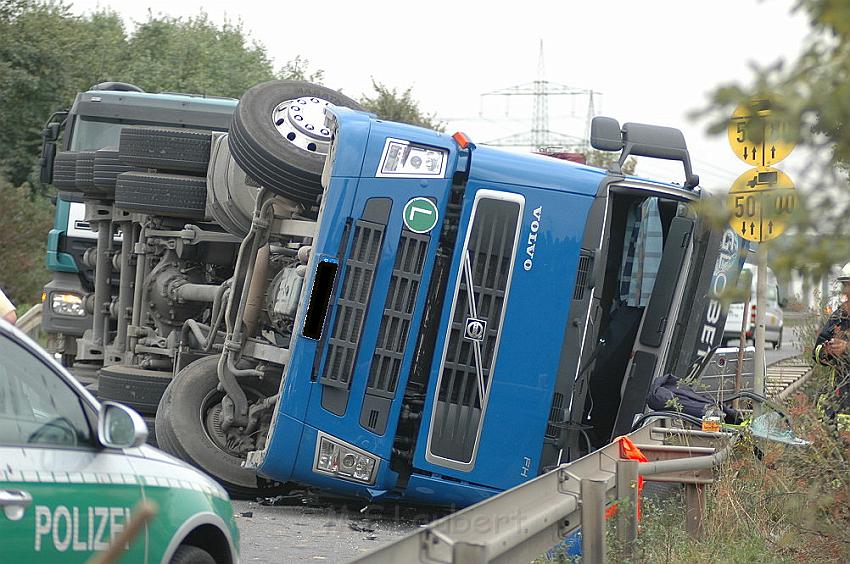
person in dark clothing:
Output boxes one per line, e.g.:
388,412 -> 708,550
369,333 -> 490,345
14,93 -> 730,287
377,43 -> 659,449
813,264 -> 850,429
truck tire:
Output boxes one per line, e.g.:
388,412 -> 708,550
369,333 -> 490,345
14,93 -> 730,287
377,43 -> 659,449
97,365 -> 172,415
53,151 -> 79,191
75,150 -> 99,195
156,355 -> 288,498
228,80 -> 363,205
119,126 -> 212,174
93,147 -> 133,193
142,415 -> 158,448
114,171 -> 207,219
155,384 -> 190,460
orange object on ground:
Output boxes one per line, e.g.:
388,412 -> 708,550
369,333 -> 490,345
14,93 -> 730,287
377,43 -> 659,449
605,436 -> 648,519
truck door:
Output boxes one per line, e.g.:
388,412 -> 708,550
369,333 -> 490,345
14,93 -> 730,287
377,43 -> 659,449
561,185 -> 698,453
609,204 -> 694,438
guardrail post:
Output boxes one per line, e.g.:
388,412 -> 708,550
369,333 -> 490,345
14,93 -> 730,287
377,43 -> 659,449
453,541 -> 487,564
615,459 -> 639,558
684,483 -> 705,538
581,477 -> 607,564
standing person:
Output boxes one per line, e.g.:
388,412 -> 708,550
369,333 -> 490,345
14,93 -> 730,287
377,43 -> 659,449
813,263 -> 850,429
0,286 -> 16,324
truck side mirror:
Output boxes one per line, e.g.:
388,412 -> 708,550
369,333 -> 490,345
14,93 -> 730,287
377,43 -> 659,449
590,117 -> 624,152
39,118 -> 65,186
39,140 -> 57,185
620,122 -> 699,188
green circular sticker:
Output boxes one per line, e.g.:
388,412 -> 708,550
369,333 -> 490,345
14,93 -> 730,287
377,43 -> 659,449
402,197 -> 439,233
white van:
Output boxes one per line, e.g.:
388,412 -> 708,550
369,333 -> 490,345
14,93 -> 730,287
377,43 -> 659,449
723,263 -> 784,349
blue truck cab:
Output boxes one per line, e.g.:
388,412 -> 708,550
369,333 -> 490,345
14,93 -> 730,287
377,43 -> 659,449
247,108 -> 731,506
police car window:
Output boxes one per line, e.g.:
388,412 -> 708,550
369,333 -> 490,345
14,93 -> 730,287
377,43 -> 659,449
0,336 -> 94,447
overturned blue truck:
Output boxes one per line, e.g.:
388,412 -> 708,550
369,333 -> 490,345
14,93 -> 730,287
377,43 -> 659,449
43,80 -> 743,506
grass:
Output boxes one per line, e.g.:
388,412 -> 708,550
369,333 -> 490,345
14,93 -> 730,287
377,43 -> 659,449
627,310 -> 850,563
541,310 -> 850,562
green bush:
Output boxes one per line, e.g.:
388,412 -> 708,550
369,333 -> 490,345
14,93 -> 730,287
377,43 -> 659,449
0,181 -> 53,306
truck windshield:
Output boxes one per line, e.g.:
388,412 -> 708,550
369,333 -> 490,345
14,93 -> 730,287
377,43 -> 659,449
69,117 -> 126,151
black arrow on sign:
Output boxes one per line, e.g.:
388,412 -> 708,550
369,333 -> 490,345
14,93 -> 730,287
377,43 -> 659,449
752,146 -> 758,161
741,221 -> 747,235
768,220 -> 773,234
743,147 -> 748,159
771,146 -> 776,159
750,222 -> 755,235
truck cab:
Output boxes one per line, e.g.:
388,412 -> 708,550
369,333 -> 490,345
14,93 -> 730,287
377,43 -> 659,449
228,107 -> 738,506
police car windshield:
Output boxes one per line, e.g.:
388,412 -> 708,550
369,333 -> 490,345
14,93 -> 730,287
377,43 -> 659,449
0,336 -> 94,447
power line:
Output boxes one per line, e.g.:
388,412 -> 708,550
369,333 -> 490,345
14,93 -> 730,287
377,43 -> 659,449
478,40 -> 601,150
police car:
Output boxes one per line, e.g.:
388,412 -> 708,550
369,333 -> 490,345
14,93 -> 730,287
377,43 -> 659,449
0,321 -> 239,563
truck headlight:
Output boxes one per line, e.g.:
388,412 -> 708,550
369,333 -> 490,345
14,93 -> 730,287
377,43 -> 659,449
376,138 -> 447,178
51,293 -> 85,317
315,433 -> 377,485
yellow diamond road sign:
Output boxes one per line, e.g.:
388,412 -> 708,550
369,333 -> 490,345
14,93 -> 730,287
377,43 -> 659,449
727,167 -> 796,243
727,101 -> 796,166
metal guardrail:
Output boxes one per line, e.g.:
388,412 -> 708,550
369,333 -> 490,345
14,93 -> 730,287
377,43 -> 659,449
352,419 -> 733,564
15,303 -> 42,335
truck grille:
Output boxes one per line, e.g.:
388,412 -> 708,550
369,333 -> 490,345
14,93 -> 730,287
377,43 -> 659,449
573,250 -> 593,300
321,219 -> 384,390
428,193 -> 523,466
366,231 -> 429,398
545,392 -> 565,439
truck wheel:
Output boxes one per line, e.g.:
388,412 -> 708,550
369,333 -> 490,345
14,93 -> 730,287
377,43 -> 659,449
119,126 -> 212,174
142,415 -> 158,448
228,80 -> 363,205
93,147 -> 133,193
156,355 -> 288,498
114,171 -> 207,219
155,384 -> 186,456
97,365 -> 172,416
52,151 -> 80,191
75,150 -> 99,195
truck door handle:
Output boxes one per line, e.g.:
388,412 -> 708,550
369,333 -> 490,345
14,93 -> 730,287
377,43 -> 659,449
0,489 -> 32,521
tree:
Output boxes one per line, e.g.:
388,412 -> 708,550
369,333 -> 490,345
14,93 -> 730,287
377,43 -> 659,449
0,1 -> 128,187
0,179 -> 53,305
581,148 -> 637,175
359,80 -> 444,131
277,55 -> 324,83
123,12 -> 275,98
699,0 -> 850,279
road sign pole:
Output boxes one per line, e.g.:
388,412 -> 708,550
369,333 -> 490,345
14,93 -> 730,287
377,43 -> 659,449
753,244 -> 768,415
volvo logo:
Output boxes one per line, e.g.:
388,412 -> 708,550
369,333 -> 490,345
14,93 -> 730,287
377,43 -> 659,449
464,317 -> 487,342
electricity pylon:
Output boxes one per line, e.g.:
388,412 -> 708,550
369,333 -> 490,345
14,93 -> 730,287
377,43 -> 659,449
482,40 -> 600,150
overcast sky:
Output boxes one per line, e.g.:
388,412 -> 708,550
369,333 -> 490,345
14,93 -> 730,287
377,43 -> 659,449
69,0 -> 812,191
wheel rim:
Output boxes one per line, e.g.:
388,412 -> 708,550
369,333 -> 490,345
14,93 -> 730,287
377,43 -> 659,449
271,97 -> 333,155
200,386 -> 267,458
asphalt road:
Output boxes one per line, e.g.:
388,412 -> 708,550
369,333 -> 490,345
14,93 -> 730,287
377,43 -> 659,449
231,495 -> 448,563
724,321 -> 804,366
